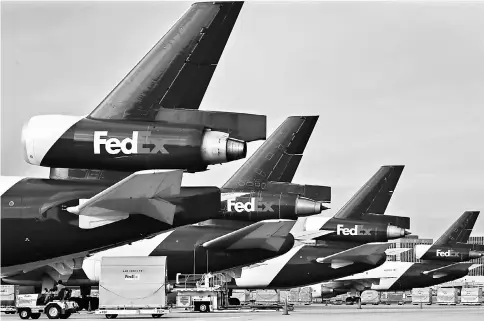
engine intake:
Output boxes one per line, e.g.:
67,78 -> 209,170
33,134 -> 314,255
201,130 -> 247,164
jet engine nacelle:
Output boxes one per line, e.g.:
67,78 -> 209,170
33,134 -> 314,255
418,245 -> 484,262
221,192 -> 326,220
21,113 -> 262,172
316,218 -> 410,242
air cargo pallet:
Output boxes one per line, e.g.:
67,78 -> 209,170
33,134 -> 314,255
95,308 -> 169,319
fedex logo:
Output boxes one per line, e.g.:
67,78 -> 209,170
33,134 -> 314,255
227,198 -> 274,212
336,224 -> 373,236
436,249 -> 460,257
93,131 -> 168,155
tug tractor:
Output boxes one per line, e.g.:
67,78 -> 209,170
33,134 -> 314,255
16,293 -> 78,319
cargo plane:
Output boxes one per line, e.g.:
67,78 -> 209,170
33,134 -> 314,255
20,2 -> 266,175
1,116 -> 330,291
312,211 -> 483,301
56,165 -> 409,297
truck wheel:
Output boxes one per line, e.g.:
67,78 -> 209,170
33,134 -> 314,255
105,314 -> 118,319
151,314 -> 163,318
31,313 -> 41,319
46,305 -> 61,319
199,303 -> 208,312
19,309 -> 31,319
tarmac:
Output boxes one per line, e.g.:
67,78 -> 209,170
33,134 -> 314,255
2,304 -> 483,321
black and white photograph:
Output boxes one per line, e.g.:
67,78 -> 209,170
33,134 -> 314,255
1,1 -> 483,320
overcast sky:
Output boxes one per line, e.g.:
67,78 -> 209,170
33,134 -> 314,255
1,1 -> 483,237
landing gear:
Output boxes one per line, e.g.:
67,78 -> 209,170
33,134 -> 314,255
151,314 -> 163,318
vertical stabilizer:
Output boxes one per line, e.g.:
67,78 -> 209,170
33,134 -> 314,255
222,116 -> 318,191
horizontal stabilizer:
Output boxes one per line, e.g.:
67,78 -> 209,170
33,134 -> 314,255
202,220 -> 296,252
264,182 -> 331,203
67,170 -> 183,229
362,214 -> 411,230
385,248 -> 412,256
316,242 -> 391,268
294,230 -> 334,241
422,262 -> 480,278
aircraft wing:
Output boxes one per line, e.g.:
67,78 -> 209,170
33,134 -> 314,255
66,169 -> 183,229
89,2 -> 243,121
316,242 -> 391,269
202,220 -> 296,252
422,262 -> 482,278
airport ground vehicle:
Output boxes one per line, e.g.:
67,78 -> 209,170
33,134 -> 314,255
461,287 -> 483,305
436,287 -> 459,305
411,288 -> 432,305
15,294 -> 78,319
1,285 -> 16,314
94,256 -> 169,318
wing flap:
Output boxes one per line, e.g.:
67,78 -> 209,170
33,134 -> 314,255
202,220 -> 296,252
67,169 -> 183,228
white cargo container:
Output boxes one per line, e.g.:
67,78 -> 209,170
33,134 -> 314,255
95,256 -> 169,318
461,287 -> 483,305
361,290 -> 380,305
411,288 -> 432,305
436,287 -> 459,305
1,285 -> 16,314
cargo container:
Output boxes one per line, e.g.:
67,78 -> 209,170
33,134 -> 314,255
461,287 -> 483,305
229,290 -> 250,305
361,290 -> 380,305
250,290 -> 280,303
380,291 -> 405,305
437,287 -> 459,305
95,256 -> 169,318
1,285 -> 16,314
411,288 -> 432,305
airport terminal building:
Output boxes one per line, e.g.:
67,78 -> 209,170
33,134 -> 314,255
388,235 -> 484,276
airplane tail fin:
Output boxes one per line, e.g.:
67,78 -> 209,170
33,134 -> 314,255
67,170 -> 183,229
222,116 -> 319,191
433,211 -> 480,246
333,165 -> 404,220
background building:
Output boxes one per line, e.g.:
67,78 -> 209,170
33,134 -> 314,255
387,235 -> 433,262
468,236 -> 484,276
386,235 -> 484,277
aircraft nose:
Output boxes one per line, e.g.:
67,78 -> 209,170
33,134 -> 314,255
404,229 -> 412,236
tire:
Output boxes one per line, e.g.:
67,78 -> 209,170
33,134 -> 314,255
105,314 -> 118,319
19,309 -> 31,320
199,303 -> 208,313
151,314 -> 163,318
31,313 -> 41,319
60,313 -> 71,319
46,305 -> 61,319
228,298 -> 240,306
